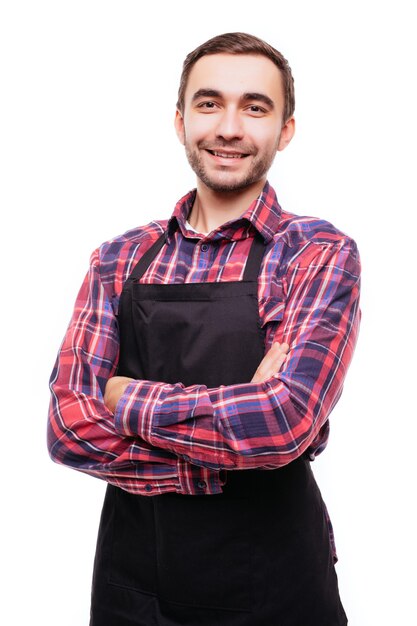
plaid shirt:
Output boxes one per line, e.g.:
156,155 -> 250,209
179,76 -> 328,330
48,182 -> 360,510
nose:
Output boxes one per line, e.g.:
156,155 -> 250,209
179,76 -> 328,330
215,107 -> 244,141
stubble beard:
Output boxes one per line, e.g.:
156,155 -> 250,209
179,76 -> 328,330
184,139 -> 279,193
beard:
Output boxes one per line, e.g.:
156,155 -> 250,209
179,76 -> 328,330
184,137 -> 279,193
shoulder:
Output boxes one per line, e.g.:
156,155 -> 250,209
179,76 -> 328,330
276,209 -> 354,247
90,219 -> 168,291
99,219 -> 167,255
272,209 -> 360,266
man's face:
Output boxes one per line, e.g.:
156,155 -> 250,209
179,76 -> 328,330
175,53 -> 294,193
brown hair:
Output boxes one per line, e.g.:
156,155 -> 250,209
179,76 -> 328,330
176,32 -> 295,123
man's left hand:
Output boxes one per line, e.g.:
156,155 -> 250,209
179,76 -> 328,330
104,376 -> 134,413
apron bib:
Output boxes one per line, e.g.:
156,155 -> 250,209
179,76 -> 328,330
90,232 -> 347,626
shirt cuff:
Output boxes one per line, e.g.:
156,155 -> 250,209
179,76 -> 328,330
114,380 -> 168,440
114,379 -> 213,431
113,379 -> 220,464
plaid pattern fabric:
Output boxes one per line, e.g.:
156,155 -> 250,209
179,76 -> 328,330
48,182 -> 360,532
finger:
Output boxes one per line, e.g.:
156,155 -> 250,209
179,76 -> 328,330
261,342 -> 289,370
253,348 -> 278,379
271,341 -> 289,354
273,353 -> 288,378
251,343 -> 290,383
263,351 -> 287,381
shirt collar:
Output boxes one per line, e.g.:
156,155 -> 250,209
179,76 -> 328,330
166,181 -> 282,244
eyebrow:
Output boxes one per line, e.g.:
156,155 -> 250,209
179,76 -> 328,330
242,92 -> 275,109
191,89 -> 222,102
191,88 -> 275,109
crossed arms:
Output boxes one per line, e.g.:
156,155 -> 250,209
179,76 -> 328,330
48,232 -> 360,488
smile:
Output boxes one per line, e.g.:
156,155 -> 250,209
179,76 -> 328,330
207,150 -> 248,159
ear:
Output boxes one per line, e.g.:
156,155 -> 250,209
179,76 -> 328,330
174,109 -> 185,145
277,117 -> 295,152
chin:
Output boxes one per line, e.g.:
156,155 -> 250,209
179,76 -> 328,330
202,173 -> 263,194
206,182 -> 251,193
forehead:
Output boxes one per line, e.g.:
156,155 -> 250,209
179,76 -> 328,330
184,53 -> 284,105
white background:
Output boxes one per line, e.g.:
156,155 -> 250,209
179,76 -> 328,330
1,1 -> 416,624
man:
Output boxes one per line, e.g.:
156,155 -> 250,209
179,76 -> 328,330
48,32 -> 360,625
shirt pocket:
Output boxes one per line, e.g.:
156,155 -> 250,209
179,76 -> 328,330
260,277 -> 286,325
259,283 -> 287,346
260,296 -> 285,327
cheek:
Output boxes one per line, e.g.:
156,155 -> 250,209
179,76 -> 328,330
245,121 -> 282,151
184,114 -> 218,143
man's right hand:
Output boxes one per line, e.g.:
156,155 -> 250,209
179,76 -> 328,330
251,342 -> 289,383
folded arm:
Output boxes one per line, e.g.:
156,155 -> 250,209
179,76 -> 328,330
113,238 -> 361,470
47,249 -> 180,494
48,245 -> 290,490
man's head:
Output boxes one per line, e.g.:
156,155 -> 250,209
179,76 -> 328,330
175,33 -> 296,194
177,32 -> 295,125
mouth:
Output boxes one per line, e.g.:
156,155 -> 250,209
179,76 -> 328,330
206,149 -> 249,159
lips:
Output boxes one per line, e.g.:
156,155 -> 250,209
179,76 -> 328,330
207,150 -> 249,159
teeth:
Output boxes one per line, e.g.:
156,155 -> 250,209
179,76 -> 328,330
213,151 -> 243,158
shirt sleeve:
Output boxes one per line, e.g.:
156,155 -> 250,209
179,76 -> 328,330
114,238 -> 361,470
47,248 -> 180,494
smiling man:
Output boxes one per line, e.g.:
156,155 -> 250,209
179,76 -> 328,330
179,54 -> 293,196
48,33 -> 360,625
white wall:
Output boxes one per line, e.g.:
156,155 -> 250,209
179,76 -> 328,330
1,1 -> 416,624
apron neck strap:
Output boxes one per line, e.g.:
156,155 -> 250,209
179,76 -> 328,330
128,233 -> 166,282
242,231 -> 267,281
128,230 -> 267,283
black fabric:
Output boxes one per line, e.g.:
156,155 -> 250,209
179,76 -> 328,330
90,232 -> 347,626
116,233 -> 267,387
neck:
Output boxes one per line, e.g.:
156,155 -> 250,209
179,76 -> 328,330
188,178 -> 266,233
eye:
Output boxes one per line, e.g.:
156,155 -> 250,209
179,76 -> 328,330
247,105 -> 267,114
198,101 -> 217,109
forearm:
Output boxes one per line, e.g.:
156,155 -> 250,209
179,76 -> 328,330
114,325 -> 356,471
114,239 -> 361,470
114,378 -> 301,470
48,377 -> 180,493
47,251 -> 180,494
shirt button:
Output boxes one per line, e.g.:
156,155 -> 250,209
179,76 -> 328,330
201,244 -> 208,252
197,481 -> 207,490
144,484 -> 153,492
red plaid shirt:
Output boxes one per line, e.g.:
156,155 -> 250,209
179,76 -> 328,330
48,182 -> 360,510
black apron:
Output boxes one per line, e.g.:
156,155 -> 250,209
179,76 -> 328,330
90,231 -> 347,626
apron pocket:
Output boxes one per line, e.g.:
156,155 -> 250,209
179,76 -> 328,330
109,488 -> 158,595
154,492 -> 252,612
